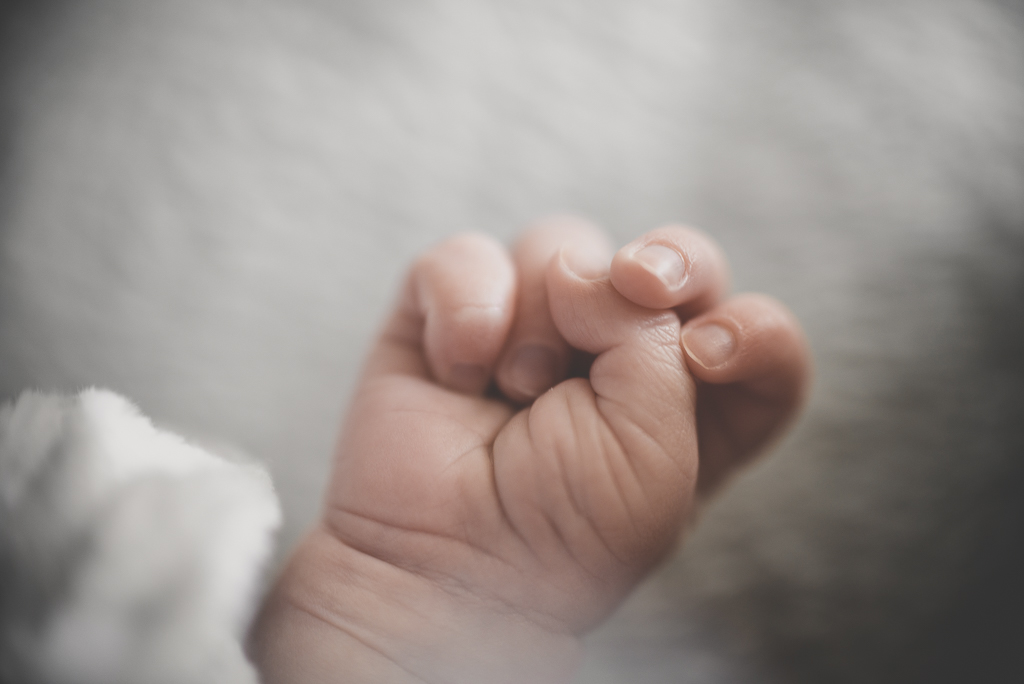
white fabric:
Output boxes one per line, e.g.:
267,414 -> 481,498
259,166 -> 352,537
0,389 -> 280,684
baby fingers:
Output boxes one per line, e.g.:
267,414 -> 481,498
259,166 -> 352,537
679,293 -> 812,495
610,225 -> 730,319
681,293 -> 810,404
494,216 -> 613,402
364,233 -> 516,393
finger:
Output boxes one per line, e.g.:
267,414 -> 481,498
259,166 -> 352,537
363,233 -> 517,393
679,293 -> 812,495
494,216 -> 613,402
609,225 -> 730,318
542,242 -> 701,529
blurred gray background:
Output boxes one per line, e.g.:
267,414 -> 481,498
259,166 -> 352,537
1,1 -> 1022,682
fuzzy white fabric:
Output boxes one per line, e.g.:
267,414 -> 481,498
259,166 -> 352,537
0,389 -> 280,684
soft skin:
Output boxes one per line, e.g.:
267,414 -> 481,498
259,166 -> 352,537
249,218 -> 811,684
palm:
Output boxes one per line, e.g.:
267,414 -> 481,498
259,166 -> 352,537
327,375 -> 511,548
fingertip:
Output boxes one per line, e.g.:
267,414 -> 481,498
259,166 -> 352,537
611,225 -> 730,314
558,243 -> 611,281
612,243 -> 687,302
416,232 -> 518,393
546,247 -> 615,354
680,293 -> 811,402
681,322 -> 737,370
683,295 -> 811,498
515,215 -> 614,283
494,218 -> 613,401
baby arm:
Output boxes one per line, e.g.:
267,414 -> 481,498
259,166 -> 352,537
249,218 -> 810,683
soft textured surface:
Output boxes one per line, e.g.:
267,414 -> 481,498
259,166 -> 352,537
0,1 -> 1022,682
0,389 -> 280,684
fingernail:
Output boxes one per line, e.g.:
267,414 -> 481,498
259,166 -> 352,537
682,323 -> 736,369
562,246 -> 609,280
448,363 -> 488,392
633,244 -> 686,290
506,344 -> 560,399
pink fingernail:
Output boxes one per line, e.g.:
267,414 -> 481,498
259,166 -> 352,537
682,323 -> 736,369
507,344 -> 560,399
634,244 -> 686,290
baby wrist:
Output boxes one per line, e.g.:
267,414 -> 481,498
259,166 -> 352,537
251,524 -> 581,684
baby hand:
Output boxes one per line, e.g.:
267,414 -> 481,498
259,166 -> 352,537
251,218 -> 810,684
